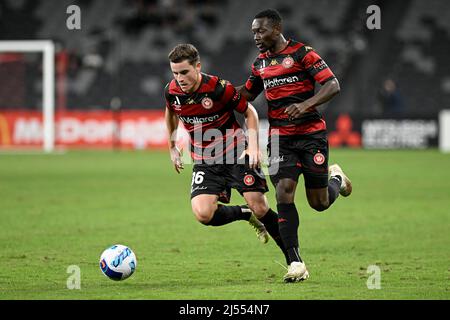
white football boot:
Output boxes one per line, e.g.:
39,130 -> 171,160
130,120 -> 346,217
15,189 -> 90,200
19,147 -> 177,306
283,261 -> 310,283
243,206 -> 269,244
329,164 -> 352,197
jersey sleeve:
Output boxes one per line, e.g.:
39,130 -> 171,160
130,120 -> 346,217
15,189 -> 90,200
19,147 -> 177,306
164,83 -> 172,110
244,64 -> 264,96
222,81 -> 248,113
301,49 -> 336,85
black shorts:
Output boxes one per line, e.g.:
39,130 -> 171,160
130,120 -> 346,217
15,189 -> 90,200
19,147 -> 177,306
267,130 -> 329,189
190,163 -> 269,203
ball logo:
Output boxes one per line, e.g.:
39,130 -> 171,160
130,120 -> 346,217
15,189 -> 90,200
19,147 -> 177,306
244,174 -> 255,186
313,152 -> 325,165
201,97 -> 213,109
111,247 -> 132,268
282,56 -> 294,68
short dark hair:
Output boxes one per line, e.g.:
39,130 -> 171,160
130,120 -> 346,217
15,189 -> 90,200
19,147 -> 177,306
168,44 -> 200,65
254,9 -> 282,27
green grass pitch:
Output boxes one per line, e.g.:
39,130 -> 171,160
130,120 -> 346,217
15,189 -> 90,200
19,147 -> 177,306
0,149 -> 449,299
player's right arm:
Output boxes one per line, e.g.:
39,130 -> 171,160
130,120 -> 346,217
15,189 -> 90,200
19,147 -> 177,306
237,85 -> 258,102
165,106 -> 184,174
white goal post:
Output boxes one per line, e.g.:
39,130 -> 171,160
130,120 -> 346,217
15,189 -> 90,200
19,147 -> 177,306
0,40 -> 55,152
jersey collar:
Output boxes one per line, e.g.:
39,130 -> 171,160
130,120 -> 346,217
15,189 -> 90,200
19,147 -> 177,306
266,39 -> 292,58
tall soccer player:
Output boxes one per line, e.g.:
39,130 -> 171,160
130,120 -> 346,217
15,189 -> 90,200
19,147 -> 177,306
164,44 -> 291,266
239,9 -> 353,282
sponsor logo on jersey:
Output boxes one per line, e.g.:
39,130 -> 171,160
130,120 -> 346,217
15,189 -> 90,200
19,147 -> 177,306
263,75 -> 300,90
186,98 -> 196,105
179,114 -> 220,125
244,174 -> 255,186
313,60 -> 328,72
172,96 -> 182,110
282,56 -> 294,68
232,91 -> 241,102
270,59 -> 279,66
313,151 -> 325,165
201,97 -> 213,109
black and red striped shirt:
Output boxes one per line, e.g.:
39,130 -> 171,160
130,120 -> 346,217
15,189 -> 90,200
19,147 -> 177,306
165,73 -> 248,163
245,39 -> 336,136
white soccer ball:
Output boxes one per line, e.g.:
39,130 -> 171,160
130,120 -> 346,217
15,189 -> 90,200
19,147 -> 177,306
99,244 -> 137,281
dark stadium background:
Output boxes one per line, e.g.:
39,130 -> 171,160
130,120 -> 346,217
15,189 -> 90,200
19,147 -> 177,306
0,0 -> 449,150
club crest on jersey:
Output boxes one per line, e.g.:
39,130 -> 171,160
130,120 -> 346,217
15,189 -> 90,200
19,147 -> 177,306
282,56 -> 294,68
201,97 -> 213,109
244,174 -> 255,186
313,151 -> 325,165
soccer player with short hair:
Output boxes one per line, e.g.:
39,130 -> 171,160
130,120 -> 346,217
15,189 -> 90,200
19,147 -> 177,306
239,9 -> 353,282
164,43 -> 290,264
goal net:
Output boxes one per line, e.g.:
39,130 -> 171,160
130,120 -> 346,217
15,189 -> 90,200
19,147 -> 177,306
0,40 -> 55,152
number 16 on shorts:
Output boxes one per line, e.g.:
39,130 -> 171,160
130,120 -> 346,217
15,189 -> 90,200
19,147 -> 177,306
192,171 -> 205,186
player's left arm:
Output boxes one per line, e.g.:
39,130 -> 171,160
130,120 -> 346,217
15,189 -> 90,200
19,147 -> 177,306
285,49 -> 341,118
285,79 -> 340,118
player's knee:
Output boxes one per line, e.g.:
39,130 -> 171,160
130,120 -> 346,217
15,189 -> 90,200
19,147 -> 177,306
276,181 -> 296,203
192,205 -> 215,224
308,198 -> 330,212
247,201 -> 269,219
276,188 -> 295,203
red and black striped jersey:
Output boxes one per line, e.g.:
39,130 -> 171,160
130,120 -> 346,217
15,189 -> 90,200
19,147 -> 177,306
245,39 -> 336,136
165,73 -> 248,163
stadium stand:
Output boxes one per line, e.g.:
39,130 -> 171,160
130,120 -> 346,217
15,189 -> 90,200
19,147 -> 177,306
0,0 -> 448,117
